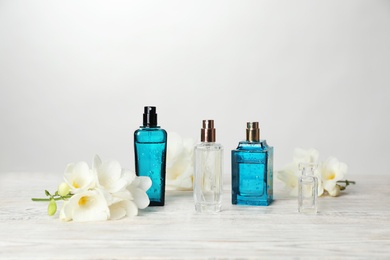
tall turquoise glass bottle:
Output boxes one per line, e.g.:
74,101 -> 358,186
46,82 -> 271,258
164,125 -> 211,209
134,106 -> 167,206
231,122 -> 273,206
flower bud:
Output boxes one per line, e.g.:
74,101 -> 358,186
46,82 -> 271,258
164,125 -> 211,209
58,182 -> 70,197
328,184 -> 341,197
48,199 -> 57,216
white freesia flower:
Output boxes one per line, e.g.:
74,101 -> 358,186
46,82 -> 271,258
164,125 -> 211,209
93,155 -> 129,194
32,154 -> 155,221
106,169 -> 151,220
64,162 -> 95,194
166,132 -> 195,191
278,149 -> 350,197
277,148 -> 320,195
57,155 -> 153,221
60,189 -> 110,222
93,155 -> 152,219
321,157 -> 347,196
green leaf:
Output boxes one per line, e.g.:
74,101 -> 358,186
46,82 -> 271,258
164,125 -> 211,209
45,190 -> 51,196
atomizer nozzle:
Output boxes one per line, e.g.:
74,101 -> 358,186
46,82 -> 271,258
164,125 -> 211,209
143,106 -> 157,127
246,122 -> 260,142
201,120 -> 216,142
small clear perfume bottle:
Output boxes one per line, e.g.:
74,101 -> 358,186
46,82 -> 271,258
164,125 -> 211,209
134,106 -> 167,206
231,122 -> 273,206
298,163 -> 318,213
194,120 -> 223,213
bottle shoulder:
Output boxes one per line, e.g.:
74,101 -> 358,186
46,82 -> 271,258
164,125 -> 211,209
135,127 -> 167,134
299,175 -> 318,182
233,140 -> 273,152
134,127 -> 167,142
135,126 -> 165,131
195,142 -> 223,150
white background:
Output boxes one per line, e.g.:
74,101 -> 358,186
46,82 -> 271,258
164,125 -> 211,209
1,0 -> 389,176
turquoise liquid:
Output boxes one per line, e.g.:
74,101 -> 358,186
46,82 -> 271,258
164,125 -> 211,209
231,140 -> 273,206
134,127 -> 167,206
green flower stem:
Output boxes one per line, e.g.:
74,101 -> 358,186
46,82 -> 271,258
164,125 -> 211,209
336,180 -> 356,191
31,195 -> 72,202
32,190 -> 73,216
337,180 -> 356,185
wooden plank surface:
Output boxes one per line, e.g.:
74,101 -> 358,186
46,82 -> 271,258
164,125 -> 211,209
0,172 -> 389,259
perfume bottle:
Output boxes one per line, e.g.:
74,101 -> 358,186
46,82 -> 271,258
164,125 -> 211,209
231,122 -> 273,206
298,163 -> 318,213
134,106 -> 167,206
194,120 -> 223,213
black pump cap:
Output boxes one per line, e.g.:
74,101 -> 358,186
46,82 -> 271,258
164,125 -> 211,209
143,106 -> 157,126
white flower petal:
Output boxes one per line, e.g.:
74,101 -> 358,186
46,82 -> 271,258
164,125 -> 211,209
166,164 -> 193,191
167,177 -> 193,191
131,188 -> 150,209
321,157 -> 348,186
64,163 -> 75,177
109,202 -> 127,220
277,163 -> 298,189
73,162 -> 90,176
59,201 -> 72,222
124,200 -> 138,217
99,160 -> 122,182
109,200 -> 138,220
93,154 -> 102,170
323,180 -> 337,192
70,190 -> 110,222
122,169 -> 136,185
318,179 -> 324,196
183,138 -> 195,154
166,132 -> 184,162
99,188 -> 115,206
113,190 -> 133,201
96,160 -> 128,193
293,148 -> 319,165
340,162 -> 348,176
64,162 -> 95,194
137,176 -> 152,192
165,132 -> 194,191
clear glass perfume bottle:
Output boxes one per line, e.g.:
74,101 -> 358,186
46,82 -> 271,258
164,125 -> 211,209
194,120 -> 223,213
298,163 -> 318,213
231,122 -> 273,206
134,106 -> 167,206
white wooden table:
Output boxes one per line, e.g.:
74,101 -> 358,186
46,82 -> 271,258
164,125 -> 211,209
0,172 -> 389,259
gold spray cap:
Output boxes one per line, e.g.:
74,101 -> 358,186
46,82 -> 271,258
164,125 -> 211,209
246,122 -> 260,142
201,120 -> 216,142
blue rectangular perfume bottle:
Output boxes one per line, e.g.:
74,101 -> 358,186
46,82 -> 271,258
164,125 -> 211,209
134,106 -> 167,206
231,122 -> 273,206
